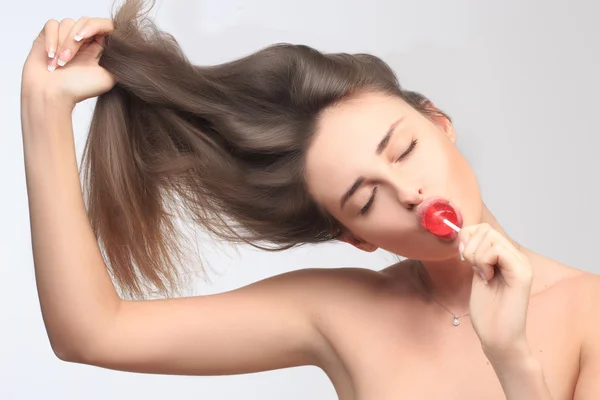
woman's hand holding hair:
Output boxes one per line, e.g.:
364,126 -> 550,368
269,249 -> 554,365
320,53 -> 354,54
22,17 -> 116,109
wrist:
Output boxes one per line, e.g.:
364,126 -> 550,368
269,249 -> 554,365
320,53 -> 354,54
488,352 -> 552,399
21,94 -> 74,136
483,336 -> 530,363
484,339 -> 538,375
21,90 -> 75,116
491,351 -> 540,377
21,93 -> 76,152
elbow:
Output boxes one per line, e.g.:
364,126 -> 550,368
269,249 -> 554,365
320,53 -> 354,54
49,303 -> 123,364
49,336 -> 103,365
52,344 -> 79,363
49,336 -> 86,363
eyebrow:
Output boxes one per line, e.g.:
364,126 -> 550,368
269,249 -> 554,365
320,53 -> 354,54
339,118 -> 403,210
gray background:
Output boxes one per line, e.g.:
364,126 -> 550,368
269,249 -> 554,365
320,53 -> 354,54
2,0 -> 599,399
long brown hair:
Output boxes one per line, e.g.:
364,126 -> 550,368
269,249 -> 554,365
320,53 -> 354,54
82,0 -> 451,299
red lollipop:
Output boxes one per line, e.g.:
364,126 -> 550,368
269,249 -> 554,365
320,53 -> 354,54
418,198 -> 463,239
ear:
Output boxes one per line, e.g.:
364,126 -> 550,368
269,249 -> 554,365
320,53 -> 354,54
436,115 -> 456,144
334,229 -> 378,252
427,106 -> 456,144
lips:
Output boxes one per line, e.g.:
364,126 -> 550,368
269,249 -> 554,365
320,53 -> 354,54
417,196 -> 463,240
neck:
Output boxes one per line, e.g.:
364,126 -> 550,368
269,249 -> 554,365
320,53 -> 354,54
413,203 -> 523,314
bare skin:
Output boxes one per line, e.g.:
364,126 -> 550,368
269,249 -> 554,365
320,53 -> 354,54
309,250 -> 593,400
21,16 -> 600,400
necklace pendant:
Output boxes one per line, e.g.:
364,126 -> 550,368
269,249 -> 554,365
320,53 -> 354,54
452,316 -> 460,326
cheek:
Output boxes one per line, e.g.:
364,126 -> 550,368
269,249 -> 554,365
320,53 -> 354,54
443,148 -> 482,223
351,193 -> 417,241
422,137 -> 468,187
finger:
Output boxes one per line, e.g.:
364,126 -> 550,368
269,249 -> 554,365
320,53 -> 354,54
87,29 -> 110,59
461,224 -> 492,261
480,241 -> 524,285
92,37 -> 106,59
58,17 -> 114,67
80,41 -> 106,61
457,223 -> 486,254
73,17 -> 114,42
461,224 -> 494,282
489,239 -> 532,285
478,231 -> 532,287
43,19 -> 60,59
474,239 -> 502,282
55,17 -> 83,67
49,18 -> 75,70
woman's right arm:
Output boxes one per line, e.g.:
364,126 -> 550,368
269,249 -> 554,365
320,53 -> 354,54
22,97 -> 326,375
21,17 -> 328,376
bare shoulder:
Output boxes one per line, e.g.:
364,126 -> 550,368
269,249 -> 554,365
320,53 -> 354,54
273,265 -> 411,325
567,269 -> 600,312
281,265 -> 391,298
532,258 -> 600,333
559,268 -> 600,323
543,263 -> 599,294
530,253 -> 595,296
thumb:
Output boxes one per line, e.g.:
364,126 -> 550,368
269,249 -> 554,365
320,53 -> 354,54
471,265 -> 489,285
84,41 -> 106,60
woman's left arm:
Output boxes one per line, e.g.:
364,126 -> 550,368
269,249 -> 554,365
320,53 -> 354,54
459,223 -> 554,399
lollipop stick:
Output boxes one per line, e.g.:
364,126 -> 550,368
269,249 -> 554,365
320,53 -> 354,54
442,218 -> 461,233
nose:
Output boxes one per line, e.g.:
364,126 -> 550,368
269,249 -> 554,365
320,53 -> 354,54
400,188 -> 423,210
391,179 -> 423,210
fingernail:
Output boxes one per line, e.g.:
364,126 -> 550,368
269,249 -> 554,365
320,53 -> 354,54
472,266 -> 488,284
458,242 -> 465,260
74,33 -> 84,42
48,55 -> 57,72
57,49 -> 72,66
480,272 -> 488,284
48,49 -> 55,58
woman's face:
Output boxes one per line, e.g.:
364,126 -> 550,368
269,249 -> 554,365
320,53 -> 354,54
305,91 -> 483,260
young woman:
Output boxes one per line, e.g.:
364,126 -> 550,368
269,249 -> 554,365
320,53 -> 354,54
20,1 -> 600,398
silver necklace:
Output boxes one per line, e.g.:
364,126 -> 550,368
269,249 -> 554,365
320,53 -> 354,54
412,260 -> 469,326
430,295 -> 470,326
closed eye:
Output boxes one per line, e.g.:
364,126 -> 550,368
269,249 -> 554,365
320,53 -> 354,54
360,139 -> 418,215
360,186 -> 377,215
394,139 -> 418,163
